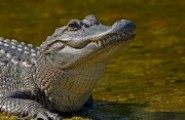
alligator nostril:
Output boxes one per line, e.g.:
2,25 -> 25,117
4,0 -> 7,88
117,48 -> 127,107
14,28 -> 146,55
67,19 -> 82,31
112,19 -> 136,32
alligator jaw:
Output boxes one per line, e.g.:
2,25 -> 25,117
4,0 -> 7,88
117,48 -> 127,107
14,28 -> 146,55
62,19 -> 136,69
64,19 -> 136,49
44,15 -> 136,70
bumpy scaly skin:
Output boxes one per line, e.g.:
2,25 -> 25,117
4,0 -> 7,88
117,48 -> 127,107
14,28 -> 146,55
0,15 -> 135,120
0,38 -> 61,119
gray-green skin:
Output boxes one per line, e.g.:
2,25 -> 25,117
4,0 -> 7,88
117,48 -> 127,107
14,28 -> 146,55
0,15 -> 135,120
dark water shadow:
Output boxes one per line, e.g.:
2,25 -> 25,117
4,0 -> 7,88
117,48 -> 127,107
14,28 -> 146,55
88,100 -> 185,120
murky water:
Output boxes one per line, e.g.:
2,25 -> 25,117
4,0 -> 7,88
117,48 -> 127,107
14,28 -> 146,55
0,0 -> 184,120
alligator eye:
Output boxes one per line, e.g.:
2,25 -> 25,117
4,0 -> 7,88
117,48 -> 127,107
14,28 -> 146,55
67,19 -> 82,31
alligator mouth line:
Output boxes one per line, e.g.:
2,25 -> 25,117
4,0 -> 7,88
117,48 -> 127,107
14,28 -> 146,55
63,29 -> 135,49
61,30 -> 135,70
91,31 -> 135,47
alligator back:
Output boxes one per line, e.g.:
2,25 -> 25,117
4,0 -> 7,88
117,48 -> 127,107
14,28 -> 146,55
0,37 -> 38,97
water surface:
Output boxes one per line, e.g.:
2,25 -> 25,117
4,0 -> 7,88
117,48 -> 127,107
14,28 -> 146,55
0,0 -> 184,120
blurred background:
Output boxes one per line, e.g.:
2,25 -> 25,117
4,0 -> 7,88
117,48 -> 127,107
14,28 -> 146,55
0,0 -> 185,120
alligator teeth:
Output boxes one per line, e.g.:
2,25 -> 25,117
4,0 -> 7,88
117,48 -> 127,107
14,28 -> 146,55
98,41 -> 101,46
95,41 -> 101,46
93,33 -> 127,46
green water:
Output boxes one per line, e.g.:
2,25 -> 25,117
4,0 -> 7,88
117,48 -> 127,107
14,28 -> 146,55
0,0 -> 185,120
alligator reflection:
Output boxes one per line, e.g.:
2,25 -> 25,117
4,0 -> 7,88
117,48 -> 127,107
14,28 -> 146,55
90,101 -> 185,120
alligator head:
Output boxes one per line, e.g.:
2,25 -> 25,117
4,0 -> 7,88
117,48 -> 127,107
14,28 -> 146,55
43,14 -> 136,69
37,15 -> 136,111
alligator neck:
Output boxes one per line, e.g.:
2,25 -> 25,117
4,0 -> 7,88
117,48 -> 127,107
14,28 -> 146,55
35,46 -> 107,112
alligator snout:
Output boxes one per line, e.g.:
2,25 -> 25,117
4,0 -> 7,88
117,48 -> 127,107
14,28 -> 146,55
112,19 -> 136,33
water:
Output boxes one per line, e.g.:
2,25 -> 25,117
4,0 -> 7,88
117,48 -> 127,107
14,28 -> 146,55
0,0 -> 184,120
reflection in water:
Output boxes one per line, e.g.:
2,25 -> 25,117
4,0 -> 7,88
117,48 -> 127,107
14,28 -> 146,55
136,112 -> 185,120
91,101 -> 185,120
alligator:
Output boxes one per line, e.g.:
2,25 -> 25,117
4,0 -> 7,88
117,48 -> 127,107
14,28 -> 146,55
0,15 -> 135,120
